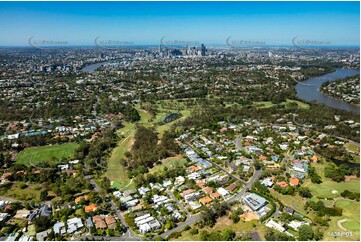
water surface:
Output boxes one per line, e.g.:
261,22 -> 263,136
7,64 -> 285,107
295,68 -> 360,114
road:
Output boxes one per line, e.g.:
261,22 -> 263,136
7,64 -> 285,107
84,175 -> 140,240
207,159 -> 246,185
166,191 -> 190,216
158,167 -> 263,239
110,200 -> 139,240
234,134 -> 243,150
76,235 -> 141,241
160,213 -> 201,239
187,141 -> 246,185
227,168 -> 262,203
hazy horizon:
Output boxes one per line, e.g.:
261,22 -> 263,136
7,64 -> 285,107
0,1 -> 359,47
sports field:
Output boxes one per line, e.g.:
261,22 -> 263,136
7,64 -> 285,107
16,143 -> 79,166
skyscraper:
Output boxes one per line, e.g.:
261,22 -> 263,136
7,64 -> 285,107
201,44 -> 206,56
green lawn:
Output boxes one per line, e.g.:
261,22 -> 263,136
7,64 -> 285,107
174,216 -> 267,241
105,122 -> 136,190
270,190 -> 310,217
148,155 -> 188,174
0,183 -> 42,201
344,143 -> 360,153
24,225 -> 36,236
253,99 -> 309,110
156,109 -> 192,138
324,199 -> 360,241
16,143 -> 79,166
303,163 -> 360,199
253,101 -> 275,109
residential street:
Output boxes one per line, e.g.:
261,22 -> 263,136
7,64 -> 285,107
158,166 -> 263,239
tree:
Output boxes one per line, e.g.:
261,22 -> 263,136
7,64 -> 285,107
229,211 -> 240,223
254,160 -> 262,170
18,182 -> 27,189
222,229 -> 236,241
154,237 -> 166,241
40,190 -> 48,201
33,216 -> 52,233
190,228 -> 199,235
299,225 -> 314,241
298,187 -> 312,198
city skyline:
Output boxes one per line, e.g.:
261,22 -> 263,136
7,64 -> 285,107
0,1 -> 359,47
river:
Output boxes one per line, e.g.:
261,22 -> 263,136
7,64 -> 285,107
81,61 -> 112,73
82,62 -> 359,114
295,68 -> 360,114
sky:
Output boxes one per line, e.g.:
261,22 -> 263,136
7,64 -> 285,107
0,1 -> 359,47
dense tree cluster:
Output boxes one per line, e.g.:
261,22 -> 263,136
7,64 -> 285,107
305,200 -> 342,216
200,229 -> 236,241
298,187 -> 312,198
198,202 -> 230,228
308,166 -> 322,184
121,126 -> 180,178
265,229 -> 294,241
324,163 -> 354,182
340,190 -> 360,201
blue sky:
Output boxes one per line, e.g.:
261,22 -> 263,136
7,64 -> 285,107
0,1 -> 359,46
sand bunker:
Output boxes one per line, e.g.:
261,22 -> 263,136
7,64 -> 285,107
337,218 -> 348,231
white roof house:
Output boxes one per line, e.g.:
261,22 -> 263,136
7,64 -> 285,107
138,187 -> 150,196
162,180 -> 172,188
67,217 -> 83,234
243,165 -> 250,172
53,222 -> 66,234
139,223 -> 151,234
261,178 -> 274,187
136,216 -> 154,226
217,187 -> 229,197
265,219 -> 285,232
126,199 -> 139,207
120,196 -> 133,203
174,176 -> 185,185
134,214 -> 151,223
113,191 -> 122,198
288,221 -> 309,231
187,172 -> 200,180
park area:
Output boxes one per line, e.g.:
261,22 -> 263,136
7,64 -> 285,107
303,163 -> 360,199
105,103 -> 193,190
15,143 -> 79,166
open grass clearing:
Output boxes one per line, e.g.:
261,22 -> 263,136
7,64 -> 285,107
253,99 -> 309,110
0,183 -> 42,201
148,155 -> 188,174
269,190 -> 310,217
105,127 -> 135,190
16,143 -> 78,166
173,216 -> 267,241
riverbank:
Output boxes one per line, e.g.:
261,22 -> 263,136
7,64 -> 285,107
320,74 -> 360,106
295,68 -> 360,114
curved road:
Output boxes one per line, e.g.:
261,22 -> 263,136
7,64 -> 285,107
159,168 -> 262,239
